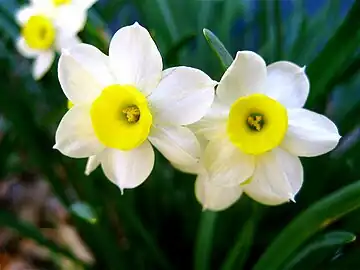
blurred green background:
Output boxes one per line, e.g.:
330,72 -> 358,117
1,0 -> 360,269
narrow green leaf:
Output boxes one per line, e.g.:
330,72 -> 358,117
274,0 -> 283,60
194,211 -> 217,270
221,202 -> 260,270
0,210 -> 85,265
283,231 -> 356,270
155,0 -> 179,42
203,28 -> 233,70
306,0 -> 360,107
254,180 -> 360,270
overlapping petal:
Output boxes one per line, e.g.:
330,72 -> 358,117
195,173 -> 242,211
109,22 -> 162,96
281,108 -> 341,157
149,67 -> 216,125
58,44 -> 115,104
101,141 -> 154,190
204,138 -> 255,187
217,51 -> 267,104
54,105 -> 105,158
190,98 -> 228,140
243,148 -> 303,205
149,125 -> 201,168
85,155 -> 101,175
264,61 -> 310,108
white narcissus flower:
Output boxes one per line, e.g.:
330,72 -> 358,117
54,23 -> 216,192
191,51 -> 341,211
15,0 -> 97,80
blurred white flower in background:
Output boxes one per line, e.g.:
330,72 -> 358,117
15,0 -> 97,80
54,23 -> 216,192
190,51 -> 341,211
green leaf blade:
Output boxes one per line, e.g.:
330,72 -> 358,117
203,28 -> 233,70
254,180 -> 360,270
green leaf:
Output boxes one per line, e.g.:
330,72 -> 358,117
194,210 -> 217,270
221,202 -> 260,270
155,0 -> 179,42
254,180 -> 360,270
306,0 -> 360,108
203,28 -> 233,70
283,231 -> 356,270
0,210 -> 85,265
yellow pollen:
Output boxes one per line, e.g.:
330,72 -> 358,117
53,0 -> 71,6
22,15 -> 55,50
247,114 -> 263,131
122,106 -> 140,123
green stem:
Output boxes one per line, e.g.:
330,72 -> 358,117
194,210 -> 218,270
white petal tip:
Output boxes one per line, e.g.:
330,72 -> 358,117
84,170 -> 90,176
120,188 -> 124,195
301,65 -> 307,72
133,22 -> 140,27
53,144 -> 58,150
289,193 -> 296,203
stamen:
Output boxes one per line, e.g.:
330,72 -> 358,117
122,105 -> 140,123
247,113 -> 264,131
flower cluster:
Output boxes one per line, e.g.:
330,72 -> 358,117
15,0 -> 97,79
31,18 -> 339,211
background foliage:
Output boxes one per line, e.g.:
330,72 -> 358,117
1,0 -> 360,269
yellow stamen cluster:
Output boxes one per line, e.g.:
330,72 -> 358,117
122,106 -> 141,123
247,114 -> 263,131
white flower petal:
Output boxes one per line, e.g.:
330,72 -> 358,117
189,98 -> 228,140
58,44 -> 115,104
149,125 -> 200,168
15,6 -> 36,25
171,133 -> 209,175
264,61 -> 310,108
101,141 -> 154,190
244,148 -> 303,205
16,37 -> 40,58
148,67 -> 216,125
32,50 -> 55,80
281,108 -> 341,157
54,105 -> 105,158
204,138 -> 255,187
109,22 -> 162,96
195,173 -> 243,211
85,155 -> 101,175
217,51 -> 267,104
72,0 -> 97,9
55,6 -> 86,34
55,32 -> 81,51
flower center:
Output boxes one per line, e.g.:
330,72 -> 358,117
227,94 -> 288,155
247,113 -> 264,131
90,85 -> 152,151
22,15 -> 55,50
53,0 -> 71,6
122,105 -> 140,123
